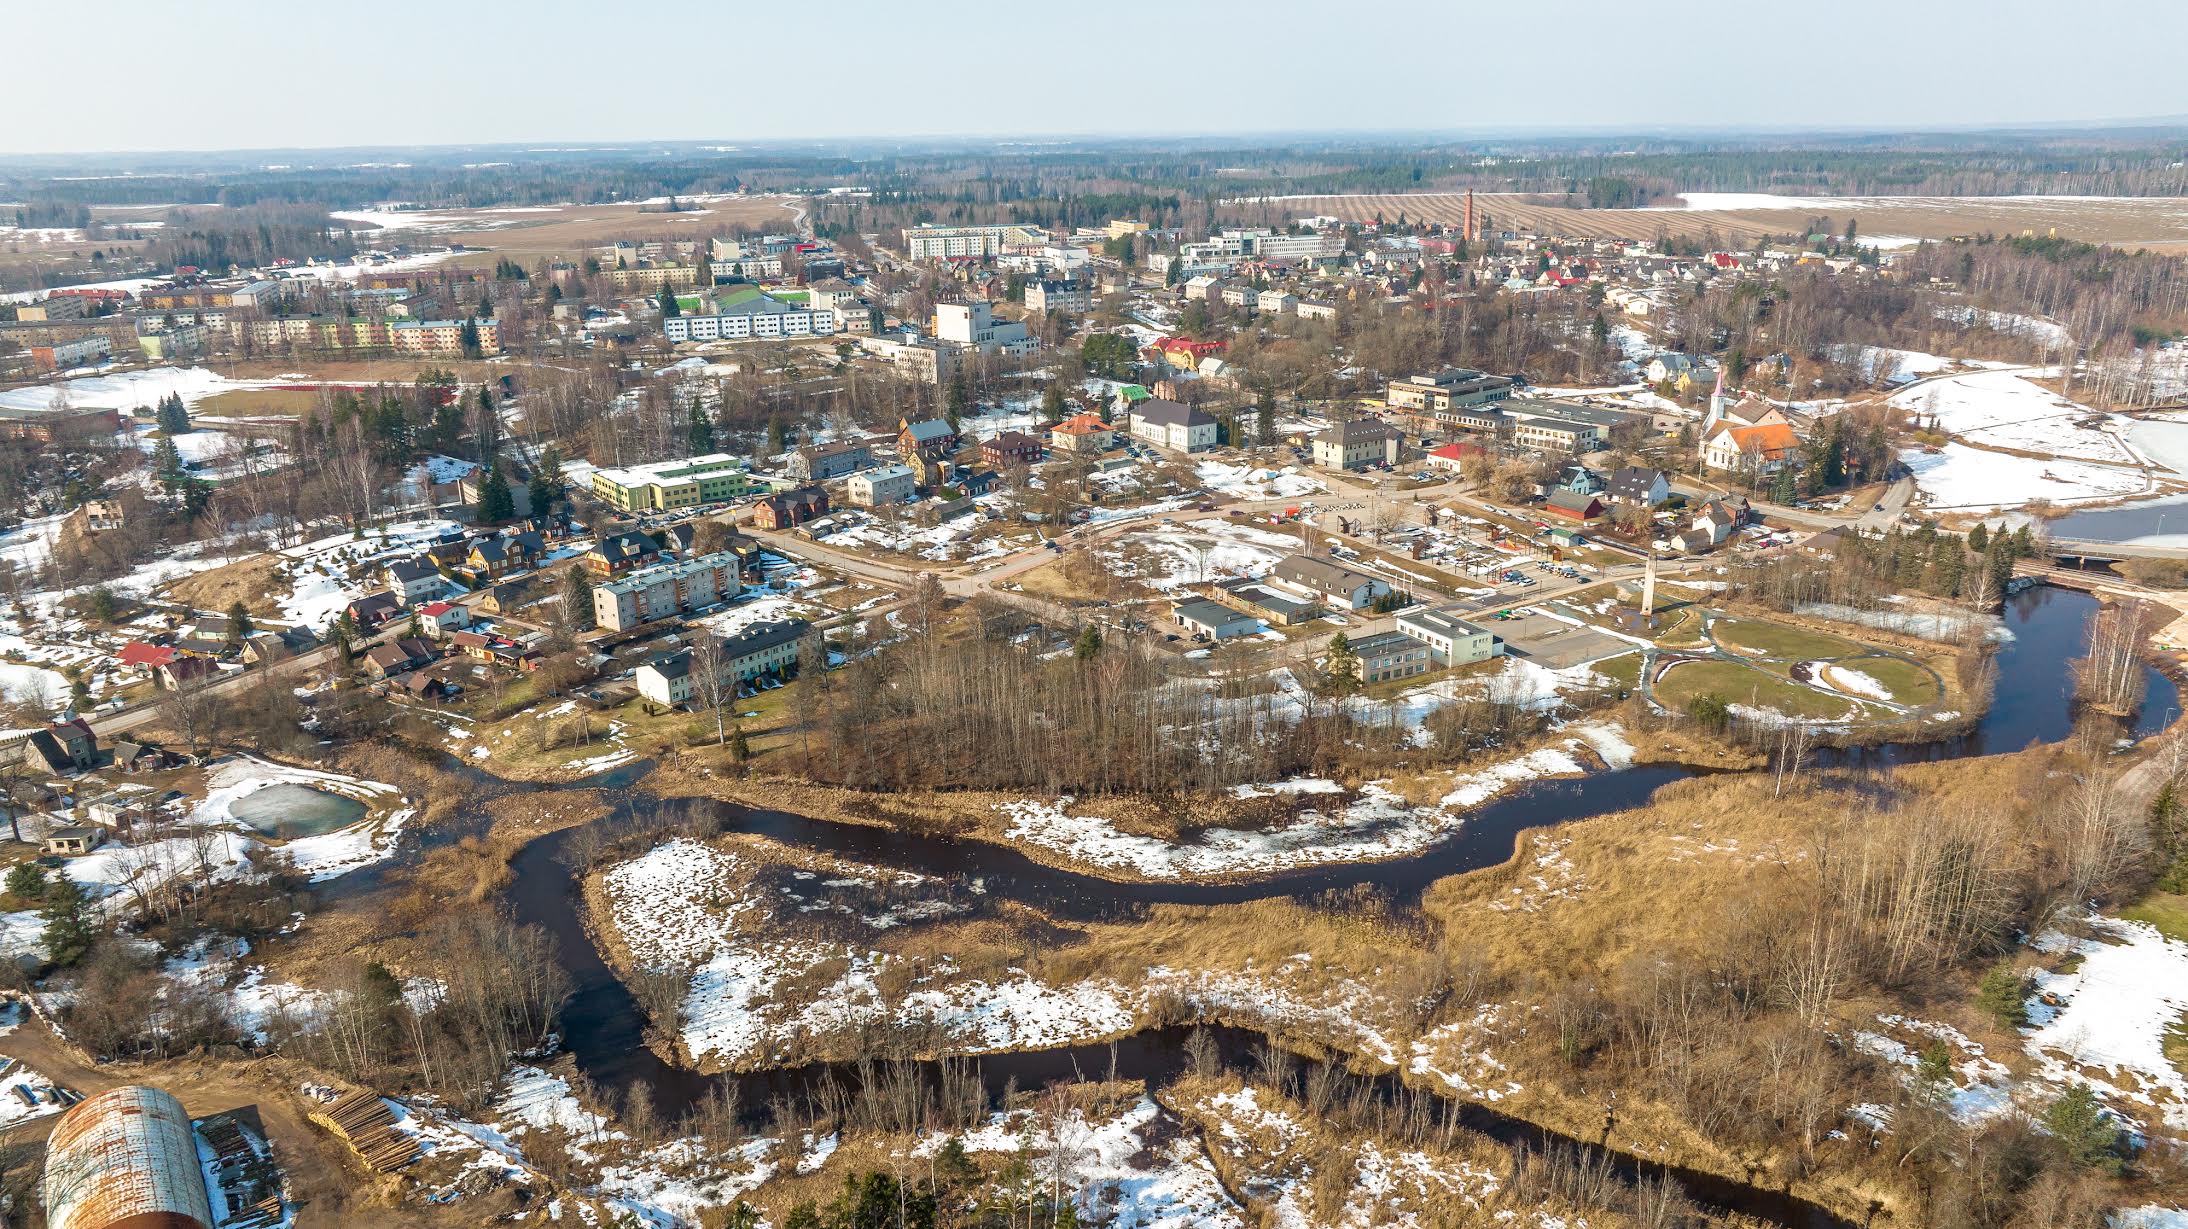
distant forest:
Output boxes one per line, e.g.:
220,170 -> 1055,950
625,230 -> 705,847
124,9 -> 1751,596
6,130 -> 2188,223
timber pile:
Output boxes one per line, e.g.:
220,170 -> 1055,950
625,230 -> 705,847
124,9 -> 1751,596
310,1090 -> 423,1173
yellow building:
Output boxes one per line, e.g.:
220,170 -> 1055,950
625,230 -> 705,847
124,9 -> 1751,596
589,453 -> 762,512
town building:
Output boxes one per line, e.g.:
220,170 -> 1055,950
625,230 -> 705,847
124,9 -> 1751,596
1172,598 -> 1262,641
1343,630 -> 1433,684
29,335 -> 113,371
981,430 -> 1044,468
935,301 -> 1034,354
1509,415 -> 1602,456
753,486 -> 829,530
1311,418 -> 1403,471
589,454 -> 761,513
847,463 -> 917,508
786,441 -> 873,483
1544,489 -> 1606,521
1606,465 -> 1671,507
1394,607 -> 1505,666
1024,280 -> 1092,314
1700,420 -> 1800,474
898,417 -> 959,460
389,318 -> 499,354
0,404 -> 121,443
1385,369 -> 1514,415
1127,398 -> 1218,453
1048,413 -> 1113,454
666,288 -> 839,342
382,557 -> 445,605
636,618 -> 811,707
903,223 -> 1047,260
592,551 -> 742,633
1273,554 -> 1391,610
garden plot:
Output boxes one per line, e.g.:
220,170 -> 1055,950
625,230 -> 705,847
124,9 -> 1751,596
1891,367 -> 2135,463
1898,442 -> 2151,511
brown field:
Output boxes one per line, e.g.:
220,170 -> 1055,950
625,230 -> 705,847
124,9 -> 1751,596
345,196 -> 806,268
1232,191 -> 2188,249
194,387 -> 327,417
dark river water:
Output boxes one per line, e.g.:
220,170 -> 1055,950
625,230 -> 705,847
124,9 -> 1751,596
483,585 -> 2168,1229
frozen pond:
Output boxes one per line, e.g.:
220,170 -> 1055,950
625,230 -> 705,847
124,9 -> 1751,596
227,783 -> 368,839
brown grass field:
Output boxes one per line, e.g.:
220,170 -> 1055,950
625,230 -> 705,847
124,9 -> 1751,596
345,196 -> 806,269
1228,191 -> 2188,250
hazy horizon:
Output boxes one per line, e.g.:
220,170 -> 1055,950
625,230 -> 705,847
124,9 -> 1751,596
10,0 -> 2188,157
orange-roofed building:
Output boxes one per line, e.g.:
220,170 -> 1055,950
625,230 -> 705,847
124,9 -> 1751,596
1700,420 -> 1802,474
1048,412 -> 1114,455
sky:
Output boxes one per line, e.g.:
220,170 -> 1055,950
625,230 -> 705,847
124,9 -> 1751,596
9,0 -> 2188,155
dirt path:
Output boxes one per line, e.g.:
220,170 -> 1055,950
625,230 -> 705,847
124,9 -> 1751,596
0,1013 -> 442,1227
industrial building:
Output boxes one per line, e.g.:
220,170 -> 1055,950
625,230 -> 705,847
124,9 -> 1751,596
43,1085 -> 216,1229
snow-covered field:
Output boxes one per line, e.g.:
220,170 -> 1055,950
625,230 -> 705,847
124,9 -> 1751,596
1101,518 -> 1298,592
1891,367 -> 2135,463
0,366 -> 277,416
1194,461 -> 1326,501
920,1098 -> 1243,1229
2025,916 -> 2188,1132
995,721 -> 1633,880
1899,442 -> 2151,510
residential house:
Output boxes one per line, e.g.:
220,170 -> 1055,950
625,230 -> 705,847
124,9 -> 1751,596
585,531 -> 661,577
1544,490 -> 1606,521
466,531 -> 545,579
980,431 -> 1044,468
847,464 -> 917,508
753,486 -> 830,531
1646,354 -> 1694,385
363,637 -> 436,680
1127,398 -> 1219,453
19,720 -> 97,775
1394,607 -> 1504,666
109,741 -> 170,774
1172,598 -> 1261,641
1342,631 -> 1433,684
116,641 -> 178,680
1255,289 -> 1299,314
383,557 -> 444,605
1693,499 -> 1745,546
414,600 -> 473,637
344,592 -> 405,631
1311,418 -> 1402,471
1606,466 -> 1670,507
898,417 -> 958,460
636,618 -> 812,708
156,656 -> 221,691
786,441 -> 872,483
1048,413 -> 1113,455
1424,440 -> 1490,472
1272,554 -> 1392,610
43,827 -> 103,856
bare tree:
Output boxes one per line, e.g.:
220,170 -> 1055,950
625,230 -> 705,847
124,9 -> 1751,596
688,632 -> 736,745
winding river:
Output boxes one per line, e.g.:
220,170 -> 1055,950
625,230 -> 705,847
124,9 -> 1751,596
489,586 -> 2172,1229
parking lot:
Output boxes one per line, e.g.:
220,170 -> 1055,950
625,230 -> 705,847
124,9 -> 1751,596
1484,605 -> 1636,669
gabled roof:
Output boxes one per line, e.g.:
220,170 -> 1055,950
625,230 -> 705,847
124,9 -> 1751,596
385,556 -> 437,583
117,641 -> 176,669
1546,488 -> 1604,515
1131,398 -> 1216,429
1707,420 -> 1801,458
902,418 -> 955,443
1052,413 -> 1110,435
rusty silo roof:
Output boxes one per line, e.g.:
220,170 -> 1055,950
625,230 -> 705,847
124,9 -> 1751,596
42,1085 -> 215,1229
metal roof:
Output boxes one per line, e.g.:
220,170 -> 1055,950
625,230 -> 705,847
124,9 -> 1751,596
44,1086 -> 214,1229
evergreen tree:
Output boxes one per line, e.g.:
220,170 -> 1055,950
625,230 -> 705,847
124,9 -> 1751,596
767,415 -> 787,456
561,565 -> 596,631
1975,962 -> 2029,1028
226,600 -> 253,643
528,447 -> 563,515
1966,522 -> 1990,555
476,461 -> 515,522
1256,386 -> 1276,444
1072,625 -> 1102,661
1321,632 -> 1359,694
658,285 -> 681,318
1041,382 -> 1066,424
728,723 -> 750,763
688,404 -> 716,455
39,877 -> 94,967
152,437 -> 188,490
458,317 -> 483,359
155,391 -> 191,435
5,861 -> 46,902
2043,1084 -> 2122,1173
944,370 -> 969,430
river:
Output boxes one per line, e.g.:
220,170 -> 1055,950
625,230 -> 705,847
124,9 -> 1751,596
488,585 -> 2169,1229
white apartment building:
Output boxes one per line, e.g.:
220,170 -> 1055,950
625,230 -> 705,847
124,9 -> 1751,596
903,223 -> 1047,260
935,301 -> 1034,354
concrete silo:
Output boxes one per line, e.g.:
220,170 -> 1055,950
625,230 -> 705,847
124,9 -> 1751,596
42,1085 -> 215,1229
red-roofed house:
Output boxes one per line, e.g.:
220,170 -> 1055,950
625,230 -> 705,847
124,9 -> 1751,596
415,600 -> 472,638
1425,440 -> 1489,472
1155,337 -> 1225,370
117,641 -> 178,677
